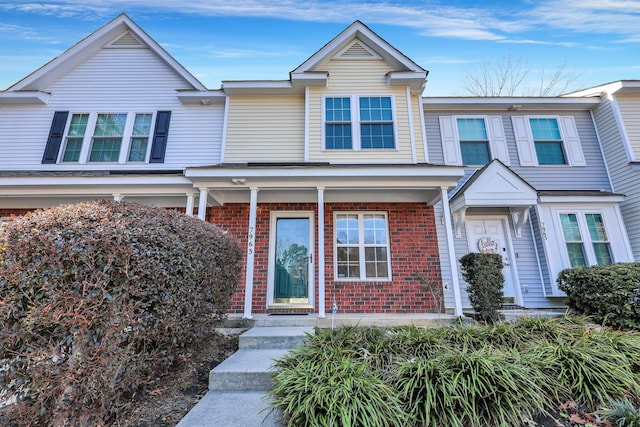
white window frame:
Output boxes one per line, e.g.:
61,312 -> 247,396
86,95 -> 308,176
557,210 -> 613,268
333,211 -> 392,281
322,95 -> 398,151
511,115 -> 586,167
439,115 -> 509,166
57,111 -> 156,164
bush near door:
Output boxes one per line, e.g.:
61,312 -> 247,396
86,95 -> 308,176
459,252 -> 505,323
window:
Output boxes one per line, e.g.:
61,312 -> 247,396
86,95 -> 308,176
560,212 -> 612,268
530,118 -> 566,165
61,114 -> 89,162
324,96 -> 395,150
325,97 -> 352,149
128,113 -> 152,162
89,113 -> 127,162
457,118 -> 490,165
335,212 -> 391,280
360,97 -> 394,149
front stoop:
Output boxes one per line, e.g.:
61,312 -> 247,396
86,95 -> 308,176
177,327 -> 312,427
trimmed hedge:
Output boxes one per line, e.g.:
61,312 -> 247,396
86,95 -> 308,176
0,200 -> 242,425
557,263 -> 640,330
459,252 -> 504,323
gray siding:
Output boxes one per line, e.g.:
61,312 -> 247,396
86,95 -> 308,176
426,110 -> 612,191
593,97 -> 640,260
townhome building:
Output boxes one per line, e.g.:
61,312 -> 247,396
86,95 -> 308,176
564,81 -> 640,260
0,14 -> 634,318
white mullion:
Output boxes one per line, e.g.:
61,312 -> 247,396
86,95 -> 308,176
358,213 -> 366,279
119,112 -> 135,164
79,112 -> 97,164
353,95 -> 360,151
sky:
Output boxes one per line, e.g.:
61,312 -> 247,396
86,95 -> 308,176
0,0 -> 638,96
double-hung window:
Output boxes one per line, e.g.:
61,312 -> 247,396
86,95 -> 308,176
61,114 -> 89,162
89,113 -> 127,162
457,118 -> 490,165
559,212 -> 613,267
335,212 -> 391,280
529,118 -> 566,165
128,113 -> 153,162
324,96 -> 395,150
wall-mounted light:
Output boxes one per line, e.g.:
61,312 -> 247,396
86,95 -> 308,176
509,104 -> 521,111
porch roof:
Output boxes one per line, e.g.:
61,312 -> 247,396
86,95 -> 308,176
185,162 -> 465,206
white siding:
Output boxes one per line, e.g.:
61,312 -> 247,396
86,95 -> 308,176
0,48 -> 223,170
223,95 -> 305,162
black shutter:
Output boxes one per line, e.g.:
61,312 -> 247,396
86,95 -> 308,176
42,111 -> 69,164
149,111 -> 171,163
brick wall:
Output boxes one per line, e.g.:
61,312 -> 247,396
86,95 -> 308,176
206,202 -> 444,314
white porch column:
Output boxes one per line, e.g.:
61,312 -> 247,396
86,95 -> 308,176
243,187 -> 259,319
197,188 -> 208,220
317,187 -> 326,318
185,192 -> 196,216
113,193 -> 123,202
440,187 -> 463,316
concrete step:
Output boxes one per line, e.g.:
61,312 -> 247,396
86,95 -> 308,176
224,313 -> 459,328
209,348 -> 290,391
176,391 -> 283,427
239,326 -> 314,349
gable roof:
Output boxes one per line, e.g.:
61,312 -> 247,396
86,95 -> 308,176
223,20 -> 428,95
5,13 -> 207,93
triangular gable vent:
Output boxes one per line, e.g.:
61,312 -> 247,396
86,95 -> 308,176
334,39 -> 382,60
105,31 -> 146,49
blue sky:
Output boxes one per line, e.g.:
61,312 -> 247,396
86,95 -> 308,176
0,0 -> 638,95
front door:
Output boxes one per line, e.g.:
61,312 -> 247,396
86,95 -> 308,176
465,218 -> 519,304
269,212 -> 314,307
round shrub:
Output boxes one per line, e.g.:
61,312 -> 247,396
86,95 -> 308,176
0,200 -> 242,425
557,263 -> 640,330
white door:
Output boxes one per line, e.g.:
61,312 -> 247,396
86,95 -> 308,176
465,218 -> 517,303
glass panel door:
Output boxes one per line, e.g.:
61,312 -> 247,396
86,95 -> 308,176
273,217 -> 310,304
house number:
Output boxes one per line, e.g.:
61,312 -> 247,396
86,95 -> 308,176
247,226 -> 255,255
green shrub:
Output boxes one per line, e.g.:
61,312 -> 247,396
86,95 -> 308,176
272,349 -> 406,426
557,263 -> 640,330
0,200 -> 242,425
271,319 -> 640,427
459,252 -> 504,323
394,347 -> 548,427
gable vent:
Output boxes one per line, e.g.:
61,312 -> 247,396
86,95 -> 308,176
334,39 -> 382,60
105,31 -> 146,49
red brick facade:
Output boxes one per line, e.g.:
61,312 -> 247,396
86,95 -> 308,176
206,202 -> 444,314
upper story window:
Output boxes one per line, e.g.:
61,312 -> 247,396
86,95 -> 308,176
560,212 -> 612,268
42,111 -> 171,165
324,96 -> 395,150
457,118 -> 490,165
529,118 -> 565,165
511,115 -> 586,167
325,97 -> 352,149
439,115 -> 509,166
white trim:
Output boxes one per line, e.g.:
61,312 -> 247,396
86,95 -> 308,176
528,216 -> 548,297
609,94 -> 636,162
419,97 -> 429,162
267,210 -> 315,309
317,188 -> 326,317
333,211 -> 392,281
441,187 -> 463,316
406,87 -> 417,163
304,86 -> 310,162
220,97 -> 230,163
243,187 -> 259,318
185,192 -> 195,216
590,109 -> 615,192
198,188 -> 208,220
